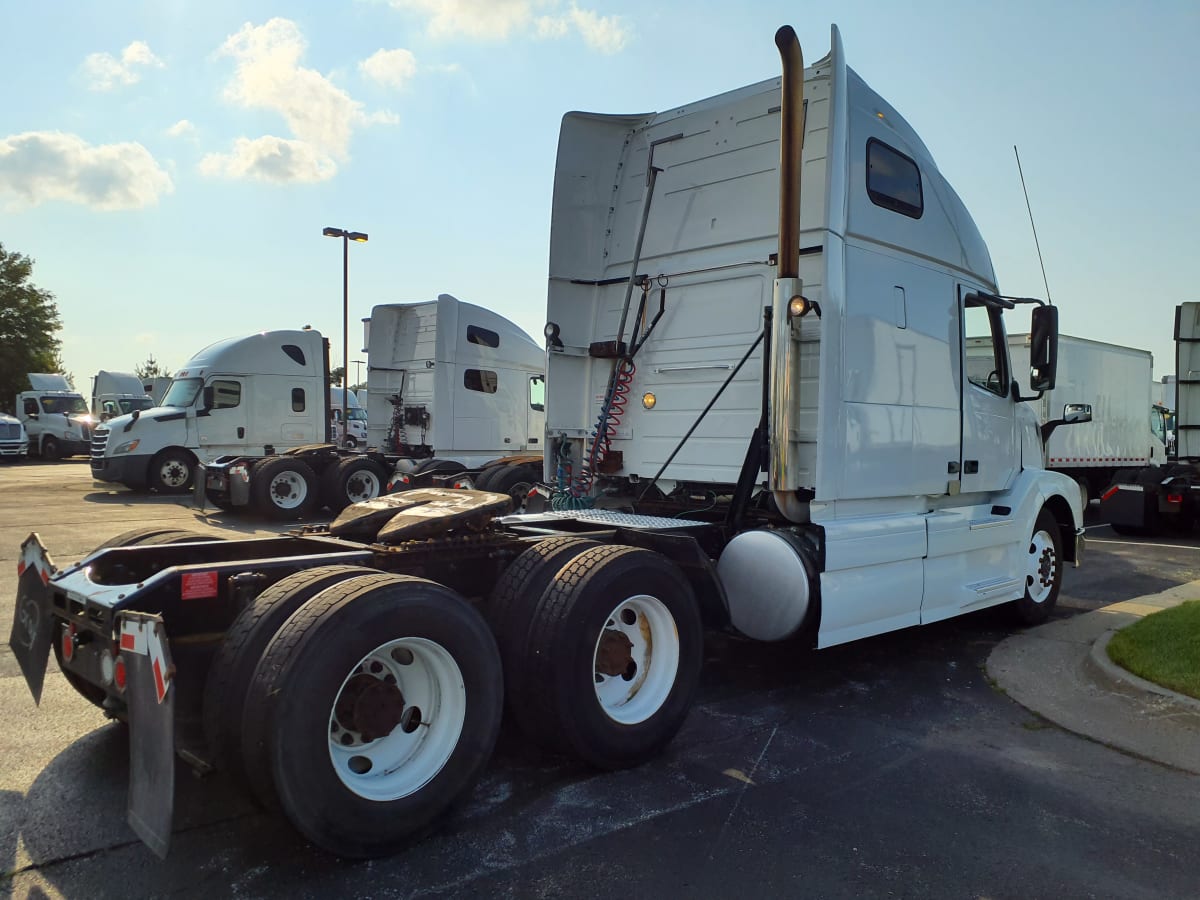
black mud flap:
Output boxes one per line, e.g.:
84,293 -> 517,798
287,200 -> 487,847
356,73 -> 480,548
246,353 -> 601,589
119,612 -> 176,859
8,534 -> 57,704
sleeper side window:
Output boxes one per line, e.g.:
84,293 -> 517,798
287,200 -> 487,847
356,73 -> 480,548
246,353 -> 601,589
867,138 -> 923,219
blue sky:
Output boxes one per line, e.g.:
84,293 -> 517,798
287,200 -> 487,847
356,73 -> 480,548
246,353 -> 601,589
3,0 -> 1196,390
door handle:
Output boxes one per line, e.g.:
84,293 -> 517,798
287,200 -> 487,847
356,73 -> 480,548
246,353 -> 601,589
963,460 -> 979,474
237,427 -> 245,439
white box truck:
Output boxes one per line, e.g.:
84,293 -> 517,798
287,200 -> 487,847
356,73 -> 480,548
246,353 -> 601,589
1003,335 -> 1166,504
16,373 -> 94,459
10,24 -> 1087,860
92,370 -> 154,422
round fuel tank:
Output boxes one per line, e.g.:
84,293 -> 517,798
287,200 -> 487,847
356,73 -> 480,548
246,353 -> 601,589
717,528 -> 816,641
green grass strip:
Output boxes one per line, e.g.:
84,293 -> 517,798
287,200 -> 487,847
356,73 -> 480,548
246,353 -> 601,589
1107,600 -> 1200,700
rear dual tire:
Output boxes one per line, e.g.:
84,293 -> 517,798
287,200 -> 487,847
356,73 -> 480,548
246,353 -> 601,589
240,574 -> 503,858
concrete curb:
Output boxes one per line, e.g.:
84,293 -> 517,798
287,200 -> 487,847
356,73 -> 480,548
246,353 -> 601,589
1088,629 -> 1200,716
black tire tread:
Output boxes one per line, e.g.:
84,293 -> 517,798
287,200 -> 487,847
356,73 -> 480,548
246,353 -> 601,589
202,564 -> 374,778
240,572 -> 404,809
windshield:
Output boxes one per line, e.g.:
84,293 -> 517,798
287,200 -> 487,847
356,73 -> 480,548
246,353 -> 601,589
40,396 -> 89,415
120,397 -> 154,414
161,378 -> 202,407
347,408 -> 368,422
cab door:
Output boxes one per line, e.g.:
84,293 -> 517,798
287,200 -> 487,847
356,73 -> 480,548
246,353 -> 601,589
959,287 -> 1017,494
196,377 -> 249,457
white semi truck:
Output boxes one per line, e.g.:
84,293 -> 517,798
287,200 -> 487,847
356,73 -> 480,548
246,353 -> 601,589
16,373 -> 95,459
0,411 -> 28,459
329,386 -> 368,448
362,294 -> 546,502
92,370 -> 154,422
1003,335 -> 1166,505
10,25 -> 1085,861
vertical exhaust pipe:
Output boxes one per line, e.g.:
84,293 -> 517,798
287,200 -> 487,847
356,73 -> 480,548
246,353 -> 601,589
769,26 -> 805,503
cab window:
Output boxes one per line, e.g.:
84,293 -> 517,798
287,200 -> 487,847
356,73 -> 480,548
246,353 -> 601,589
210,379 -> 241,409
963,299 -> 1009,397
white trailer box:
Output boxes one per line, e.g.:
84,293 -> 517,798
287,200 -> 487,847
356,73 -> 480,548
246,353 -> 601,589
92,370 -> 154,421
362,294 -> 545,468
1006,334 -> 1164,500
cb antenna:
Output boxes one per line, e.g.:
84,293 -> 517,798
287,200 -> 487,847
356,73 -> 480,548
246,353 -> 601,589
1014,145 -> 1052,306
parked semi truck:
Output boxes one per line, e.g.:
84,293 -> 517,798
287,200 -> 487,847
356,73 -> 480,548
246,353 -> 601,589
1101,302 -> 1200,533
362,295 -> 546,505
10,25 -> 1085,861
200,298 -> 547,518
0,411 -> 28,459
92,370 -> 154,421
16,373 -> 94,459
329,386 -> 368,449
1002,335 -> 1165,505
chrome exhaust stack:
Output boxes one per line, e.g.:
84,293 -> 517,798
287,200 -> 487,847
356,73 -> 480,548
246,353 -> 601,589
769,25 -> 805,504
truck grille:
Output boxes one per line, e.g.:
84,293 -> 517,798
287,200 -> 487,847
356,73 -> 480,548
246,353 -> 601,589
91,426 -> 109,460
0,422 -> 18,440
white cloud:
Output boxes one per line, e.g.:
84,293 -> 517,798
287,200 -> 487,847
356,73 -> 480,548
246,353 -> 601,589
166,119 -> 196,138
83,40 -> 165,91
215,18 -> 394,161
0,131 -> 173,210
389,0 -> 630,52
360,48 -> 419,90
199,135 -> 336,184
566,6 -> 628,53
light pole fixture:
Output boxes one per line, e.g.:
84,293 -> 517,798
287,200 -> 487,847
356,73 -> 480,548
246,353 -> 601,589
322,226 -> 368,447
352,359 -> 366,387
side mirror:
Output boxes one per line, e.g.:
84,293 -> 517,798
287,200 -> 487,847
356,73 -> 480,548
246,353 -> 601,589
202,386 -> 214,410
1029,305 -> 1058,392
1063,403 -> 1092,424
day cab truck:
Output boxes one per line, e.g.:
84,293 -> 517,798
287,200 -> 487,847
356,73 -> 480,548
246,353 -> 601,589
10,24 -> 1086,862
1002,335 -> 1166,506
16,373 -> 94,459
1101,302 -> 1200,533
362,295 -> 546,505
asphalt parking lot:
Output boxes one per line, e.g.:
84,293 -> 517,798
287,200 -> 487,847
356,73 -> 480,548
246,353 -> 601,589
2,460 -> 1199,899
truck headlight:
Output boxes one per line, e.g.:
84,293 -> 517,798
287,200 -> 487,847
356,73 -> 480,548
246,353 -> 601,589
113,440 -> 140,454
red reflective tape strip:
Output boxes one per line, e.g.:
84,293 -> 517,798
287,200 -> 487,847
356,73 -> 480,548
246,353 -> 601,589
16,560 -> 25,576
40,568 -> 49,585
153,656 -> 166,703
120,632 -> 136,651
1101,485 -> 1120,501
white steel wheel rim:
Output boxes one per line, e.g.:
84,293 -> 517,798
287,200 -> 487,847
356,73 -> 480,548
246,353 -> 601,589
345,469 -> 381,503
160,460 -> 188,488
1026,529 -> 1058,604
269,471 -> 308,508
327,637 -> 466,801
592,594 -> 679,725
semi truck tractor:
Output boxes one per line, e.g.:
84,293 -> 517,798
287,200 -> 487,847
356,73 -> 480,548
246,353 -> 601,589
1101,302 -> 1200,533
0,411 -> 28,459
362,295 -> 546,498
16,373 -> 94,459
1003,334 -> 1166,505
10,24 -> 1085,861
92,370 -> 154,421
201,298 -> 546,518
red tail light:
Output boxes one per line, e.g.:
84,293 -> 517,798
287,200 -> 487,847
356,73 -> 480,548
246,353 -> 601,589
1167,493 -> 1184,504
113,656 -> 127,693
61,624 -> 76,663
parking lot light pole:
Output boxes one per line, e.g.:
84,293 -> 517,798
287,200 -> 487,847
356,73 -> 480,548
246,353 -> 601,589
322,227 -> 368,447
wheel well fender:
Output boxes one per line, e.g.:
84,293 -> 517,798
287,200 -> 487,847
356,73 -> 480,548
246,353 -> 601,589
1041,493 -> 1078,563
611,528 -> 728,628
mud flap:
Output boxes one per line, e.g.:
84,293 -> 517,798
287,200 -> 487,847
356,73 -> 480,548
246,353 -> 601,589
119,613 -> 176,859
8,534 -> 57,704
